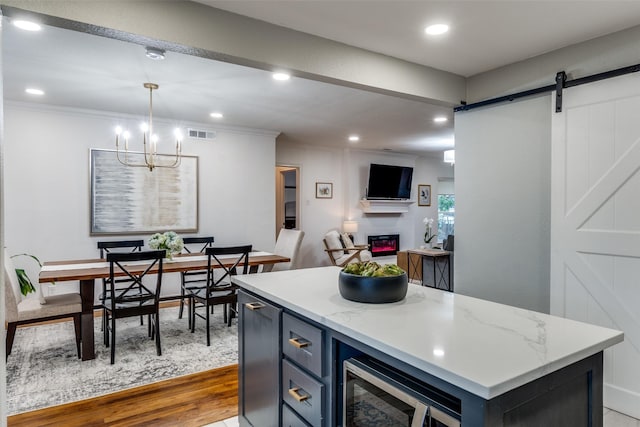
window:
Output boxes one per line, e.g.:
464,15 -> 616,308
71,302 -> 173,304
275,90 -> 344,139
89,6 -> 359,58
437,194 -> 455,242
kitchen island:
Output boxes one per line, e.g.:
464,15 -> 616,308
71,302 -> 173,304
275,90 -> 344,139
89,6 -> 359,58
233,266 -> 623,426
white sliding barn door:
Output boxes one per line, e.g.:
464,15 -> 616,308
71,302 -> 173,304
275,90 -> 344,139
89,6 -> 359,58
551,73 -> 640,418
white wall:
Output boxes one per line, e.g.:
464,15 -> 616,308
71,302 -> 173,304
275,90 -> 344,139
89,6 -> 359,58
455,96 -> 551,313
345,149 -> 417,251
414,155 -> 455,243
4,102 -> 276,298
275,141 -> 345,268
276,140 -> 452,268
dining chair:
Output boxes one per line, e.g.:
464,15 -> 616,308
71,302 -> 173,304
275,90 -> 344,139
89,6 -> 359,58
179,236 -> 214,326
102,250 -> 165,364
4,250 -> 82,360
187,245 -> 251,346
261,229 -> 305,272
97,240 -> 145,331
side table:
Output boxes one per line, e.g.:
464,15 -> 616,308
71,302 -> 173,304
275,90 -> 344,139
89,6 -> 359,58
406,248 -> 453,292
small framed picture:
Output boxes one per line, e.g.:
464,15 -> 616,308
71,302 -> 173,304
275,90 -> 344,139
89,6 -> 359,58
316,182 -> 333,199
418,184 -> 431,206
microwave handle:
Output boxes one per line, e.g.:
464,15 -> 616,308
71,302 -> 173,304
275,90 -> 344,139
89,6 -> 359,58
411,402 -> 429,427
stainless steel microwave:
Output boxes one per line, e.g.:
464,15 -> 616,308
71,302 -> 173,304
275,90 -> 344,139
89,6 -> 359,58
343,357 -> 461,427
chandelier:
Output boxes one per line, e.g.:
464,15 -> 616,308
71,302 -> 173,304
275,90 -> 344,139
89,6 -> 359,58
115,83 -> 182,171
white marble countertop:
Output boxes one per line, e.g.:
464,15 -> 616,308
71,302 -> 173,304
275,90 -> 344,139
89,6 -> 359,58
233,266 -> 623,399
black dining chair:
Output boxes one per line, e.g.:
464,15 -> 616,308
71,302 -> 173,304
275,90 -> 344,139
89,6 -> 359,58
102,250 -> 165,364
97,240 -> 144,331
187,245 -> 251,346
179,236 -> 214,327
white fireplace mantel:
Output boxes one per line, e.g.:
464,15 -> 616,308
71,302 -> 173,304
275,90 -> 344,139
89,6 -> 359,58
359,199 -> 414,213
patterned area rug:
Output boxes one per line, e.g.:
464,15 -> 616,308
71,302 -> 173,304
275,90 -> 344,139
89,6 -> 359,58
6,306 -> 238,415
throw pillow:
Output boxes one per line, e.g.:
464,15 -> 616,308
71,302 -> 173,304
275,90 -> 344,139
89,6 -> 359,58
341,233 -> 357,254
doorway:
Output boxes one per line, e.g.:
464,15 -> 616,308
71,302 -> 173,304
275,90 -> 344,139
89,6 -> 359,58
275,166 -> 300,237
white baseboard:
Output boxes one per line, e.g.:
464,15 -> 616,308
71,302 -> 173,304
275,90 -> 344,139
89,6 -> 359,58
604,383 -> 640,419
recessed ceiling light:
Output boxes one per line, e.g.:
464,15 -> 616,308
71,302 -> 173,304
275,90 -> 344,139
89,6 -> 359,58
145,47 -> 166,60
434,116 -> 448,123
25,88 -> 44,96
13,20 -> 41,32
425,24 -> 449,36
210,112 -> 223,119
272,72 -> 291,81
348,135 -> 360,142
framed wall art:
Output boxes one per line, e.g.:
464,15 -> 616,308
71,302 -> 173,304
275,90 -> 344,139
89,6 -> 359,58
316,182 -> 333,199
418,184 -> 431,206
90,149 -> 198,235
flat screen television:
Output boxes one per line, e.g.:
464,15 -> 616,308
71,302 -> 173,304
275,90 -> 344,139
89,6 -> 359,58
366,163 -> 413,199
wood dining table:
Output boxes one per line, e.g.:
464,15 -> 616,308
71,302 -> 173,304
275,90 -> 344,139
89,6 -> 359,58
38,252 -> 290,360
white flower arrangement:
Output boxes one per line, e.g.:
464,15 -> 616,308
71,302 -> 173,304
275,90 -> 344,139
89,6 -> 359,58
149,231 -> 184,259
423,217 -> 436,244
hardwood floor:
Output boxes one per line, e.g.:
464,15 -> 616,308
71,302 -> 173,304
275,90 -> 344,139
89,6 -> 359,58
7,365 -> 238,427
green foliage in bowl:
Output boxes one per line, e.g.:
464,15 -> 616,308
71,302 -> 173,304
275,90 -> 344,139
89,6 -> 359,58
342,261 -> 404,277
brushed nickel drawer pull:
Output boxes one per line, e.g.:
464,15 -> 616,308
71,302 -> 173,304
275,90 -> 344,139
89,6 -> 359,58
288,337 -> 310,349
288,387 -> 309,402
245,302 -> 265,310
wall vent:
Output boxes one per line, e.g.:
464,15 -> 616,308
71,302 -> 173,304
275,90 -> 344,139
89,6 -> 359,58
187,128 -> 216,140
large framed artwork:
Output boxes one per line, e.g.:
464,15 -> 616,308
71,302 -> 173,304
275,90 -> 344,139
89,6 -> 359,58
90,149 -> 198,235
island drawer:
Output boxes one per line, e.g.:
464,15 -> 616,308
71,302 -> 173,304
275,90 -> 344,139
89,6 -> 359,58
282,402 -> 311,427
283,313 -> 324,377
282,359 -> 325,427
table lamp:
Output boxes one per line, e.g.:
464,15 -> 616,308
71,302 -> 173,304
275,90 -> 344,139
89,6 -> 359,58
343,220 -> 358,242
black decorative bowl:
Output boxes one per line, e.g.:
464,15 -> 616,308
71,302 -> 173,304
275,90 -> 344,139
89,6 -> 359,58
338,271 -> 408,304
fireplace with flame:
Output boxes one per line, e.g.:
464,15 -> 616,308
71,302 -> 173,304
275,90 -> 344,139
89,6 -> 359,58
367,234 -> 400,257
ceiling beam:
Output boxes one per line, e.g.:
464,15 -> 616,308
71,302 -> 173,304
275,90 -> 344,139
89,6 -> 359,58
0,0 -> 465,106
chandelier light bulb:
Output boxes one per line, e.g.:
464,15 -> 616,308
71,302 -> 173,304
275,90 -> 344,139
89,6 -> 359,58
123,131 -> 131,140
174,129 -> 183,150
115,126 -> 122,135
150,134 -> 158,155
140,122 -> 149,133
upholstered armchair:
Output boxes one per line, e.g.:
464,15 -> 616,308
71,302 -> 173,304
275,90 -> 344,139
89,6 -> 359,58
4,250 -> 82,360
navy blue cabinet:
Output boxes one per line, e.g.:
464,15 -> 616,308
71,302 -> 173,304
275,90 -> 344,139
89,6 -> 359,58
238,290 -> 282,427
